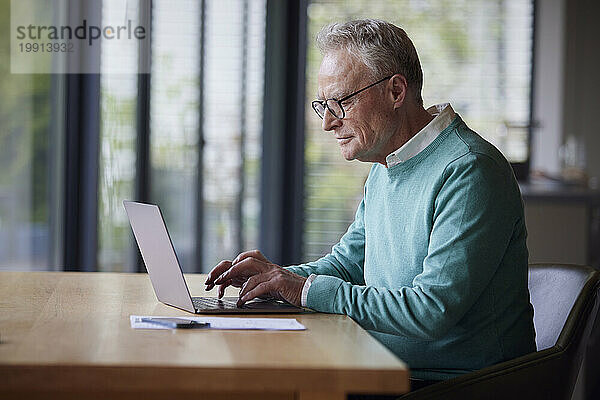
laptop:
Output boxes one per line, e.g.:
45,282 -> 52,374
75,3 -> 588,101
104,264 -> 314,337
123,200 -> 305,314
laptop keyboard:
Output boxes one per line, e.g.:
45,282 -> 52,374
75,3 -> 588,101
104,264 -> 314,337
192,296 -> 240,310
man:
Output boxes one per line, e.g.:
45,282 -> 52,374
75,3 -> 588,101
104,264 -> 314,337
205,19 -> 536,383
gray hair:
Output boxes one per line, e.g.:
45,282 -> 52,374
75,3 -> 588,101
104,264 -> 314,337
316,19 -> 423,106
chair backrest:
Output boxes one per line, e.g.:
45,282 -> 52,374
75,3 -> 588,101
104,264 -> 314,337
401,264 -> 600,400
528,264 -> 595,350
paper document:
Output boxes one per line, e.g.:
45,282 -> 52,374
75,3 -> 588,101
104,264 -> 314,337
130,315 -> 306,330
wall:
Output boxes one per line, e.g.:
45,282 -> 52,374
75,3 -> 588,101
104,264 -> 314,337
531,0 -> 565,176
563,0 -> 600,186
533,0 -> 600,182
532,1 -> 600,398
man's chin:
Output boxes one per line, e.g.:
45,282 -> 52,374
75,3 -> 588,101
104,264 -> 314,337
339,149 -> 357,161
338,141 -> 359,161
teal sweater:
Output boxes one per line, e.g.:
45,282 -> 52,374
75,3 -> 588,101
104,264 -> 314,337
287,116 -> 536,380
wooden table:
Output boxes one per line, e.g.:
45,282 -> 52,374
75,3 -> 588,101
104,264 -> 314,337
0,271 -> 409,399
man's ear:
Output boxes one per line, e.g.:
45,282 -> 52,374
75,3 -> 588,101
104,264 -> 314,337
389,74 -> 408,109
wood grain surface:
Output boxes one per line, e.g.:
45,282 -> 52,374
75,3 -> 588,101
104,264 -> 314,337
0,271 -> 409,399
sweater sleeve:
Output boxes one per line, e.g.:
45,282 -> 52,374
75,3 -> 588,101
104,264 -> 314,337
284,198 -> 366,286
305,154 -> 519,340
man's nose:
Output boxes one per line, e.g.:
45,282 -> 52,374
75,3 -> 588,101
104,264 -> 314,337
322,108 -> 342,131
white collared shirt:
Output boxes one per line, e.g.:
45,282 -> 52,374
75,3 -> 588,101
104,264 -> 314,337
385,103 -> 456,168
300,103 -> 457,308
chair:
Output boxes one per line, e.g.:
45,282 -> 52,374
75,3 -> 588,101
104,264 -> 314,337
399,263 -> 600,400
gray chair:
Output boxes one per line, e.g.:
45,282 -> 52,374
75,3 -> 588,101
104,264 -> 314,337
400,263 -> 600,400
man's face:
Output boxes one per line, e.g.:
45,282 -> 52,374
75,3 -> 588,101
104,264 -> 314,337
317,51 -> 395,163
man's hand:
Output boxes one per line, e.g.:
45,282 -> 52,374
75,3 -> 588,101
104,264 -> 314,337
204,250 -> 307,307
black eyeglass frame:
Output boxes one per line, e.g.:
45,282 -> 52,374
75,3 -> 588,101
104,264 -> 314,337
311,74 -> 394,120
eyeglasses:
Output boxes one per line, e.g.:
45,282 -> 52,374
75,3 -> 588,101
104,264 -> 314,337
311,75 -> 393,120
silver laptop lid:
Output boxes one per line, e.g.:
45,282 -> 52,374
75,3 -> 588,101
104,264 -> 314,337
123,201 -> 195,313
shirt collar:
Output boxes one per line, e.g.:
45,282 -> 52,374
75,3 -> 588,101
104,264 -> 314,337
385,103 -> 456,168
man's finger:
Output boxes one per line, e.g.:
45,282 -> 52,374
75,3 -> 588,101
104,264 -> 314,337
217,279 -> 235,298
238,281 -> 272,307
238,273 -> 271,300
205,260 -> 232,287
213,257 -> 267,285
216,277 -> 249,297
232,249 -> 268,265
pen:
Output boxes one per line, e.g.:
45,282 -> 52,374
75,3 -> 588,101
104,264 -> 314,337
141,317 -> 210,329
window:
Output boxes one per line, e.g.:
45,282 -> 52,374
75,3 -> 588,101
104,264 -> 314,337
98,0 -> 140,272
3,0 -> 533,272
149,0 -> 265,272
201,0 -> 265,270
303,0 -> 534,261
97,0 -> 266,273
149,0 -> 202,272
0,0 -> 63,270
